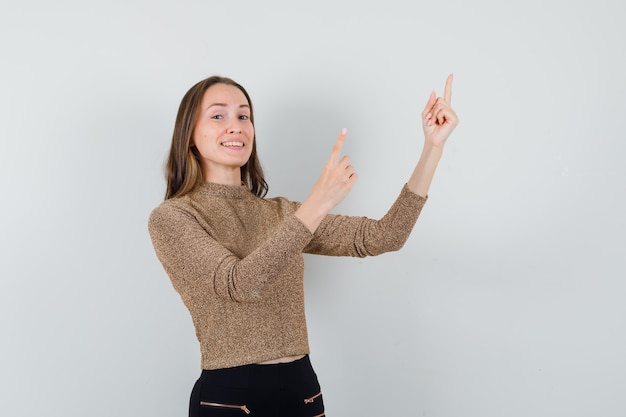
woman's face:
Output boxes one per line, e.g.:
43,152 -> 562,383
192,83 -> 254,184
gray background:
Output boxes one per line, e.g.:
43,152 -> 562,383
1,0 -> 625,416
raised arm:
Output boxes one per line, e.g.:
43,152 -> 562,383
296,75 -> 458,233
294,128 -> 357,232
407,74 -> 459,196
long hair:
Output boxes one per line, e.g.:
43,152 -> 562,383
164,76 -> 268,200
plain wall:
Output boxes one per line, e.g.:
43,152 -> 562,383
1,1 -> 625,416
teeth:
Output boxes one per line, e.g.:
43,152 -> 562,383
221,141 -> 244,147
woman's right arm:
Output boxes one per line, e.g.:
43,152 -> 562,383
294,128 -> 357,233
148,202 -> 313,302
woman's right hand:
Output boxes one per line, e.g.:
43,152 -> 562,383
295,128 -> 358,232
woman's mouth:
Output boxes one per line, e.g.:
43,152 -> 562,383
221,141 -> 244,148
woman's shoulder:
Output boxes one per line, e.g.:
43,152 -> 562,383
151,194 -> 192,214
148,193 -> 205,232
264,194 -> 302,211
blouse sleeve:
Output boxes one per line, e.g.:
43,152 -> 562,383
148,201 -> 313,303
303,184 -> 427,257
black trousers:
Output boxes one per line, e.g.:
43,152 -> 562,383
189,355 -> 325,417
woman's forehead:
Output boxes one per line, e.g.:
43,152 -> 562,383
202,83 -> 249,107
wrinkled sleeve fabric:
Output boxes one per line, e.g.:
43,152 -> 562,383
148,201 -> 313,303
304,184 -> 427,257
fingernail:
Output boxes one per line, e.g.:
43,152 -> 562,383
341,127 -> 347,135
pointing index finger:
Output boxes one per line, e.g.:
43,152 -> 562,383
444,73 -> 453,104
330,128 -> 348,163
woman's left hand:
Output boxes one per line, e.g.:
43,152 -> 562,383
422,74 -> 459,148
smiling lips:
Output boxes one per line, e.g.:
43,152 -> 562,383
221,141 -> 244,148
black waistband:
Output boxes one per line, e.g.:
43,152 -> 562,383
198,355 -> 312,386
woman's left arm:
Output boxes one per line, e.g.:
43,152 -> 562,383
304,75 -> 458,257
303,184 -> 427,257
407,74 -> 459,197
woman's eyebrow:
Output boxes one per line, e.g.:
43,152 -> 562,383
205,103 -> 250,110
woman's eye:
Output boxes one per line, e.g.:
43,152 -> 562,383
211,115 -> 223,120
239,115 -> 249,120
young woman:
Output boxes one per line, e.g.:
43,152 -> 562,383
148,75 -> 458,416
